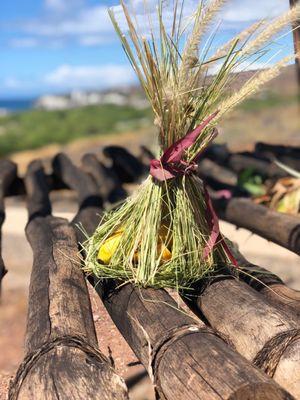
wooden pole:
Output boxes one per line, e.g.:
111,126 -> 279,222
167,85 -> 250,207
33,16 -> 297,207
213,197 -> 300,255
0,160 -> 17,295
227,240 -> 300,317
81,153 -> 127,204
289,0 -> 300,85
9,160 -> 128,400
94,281 -> 293,400
184,277 -> 300,398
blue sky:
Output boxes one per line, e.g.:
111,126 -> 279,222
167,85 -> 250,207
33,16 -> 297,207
0,0 -> 294,98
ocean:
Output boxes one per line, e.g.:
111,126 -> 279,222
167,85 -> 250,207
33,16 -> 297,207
0,98 -> 35,113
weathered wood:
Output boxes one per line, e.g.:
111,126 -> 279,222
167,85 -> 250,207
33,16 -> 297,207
227,154 -> 286,179
53,152 -> 103,211
6,173 -> 68,198
215,197 -> 300,255
184,277 -> 300,398
0,159 -> 17,293
255,143 -> 300,160
201,143 -> 230,164
9,161 -> 128,400
197,159 -> 238,187
81,153 -> 127,204
229,243 -> 300,317
103,146 -> 147,183
92,280 -> 293,400
255,142 -> 300,171
25,160 -> 52,221
68,172 -> 295,400
52,153 -> 104,244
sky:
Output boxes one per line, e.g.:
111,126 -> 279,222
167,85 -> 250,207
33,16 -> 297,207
0,0 -> 294,99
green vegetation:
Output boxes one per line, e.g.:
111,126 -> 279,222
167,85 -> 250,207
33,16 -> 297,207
0,91 -> 297,158
0,104 -> 152,157
238,92 -> 299,112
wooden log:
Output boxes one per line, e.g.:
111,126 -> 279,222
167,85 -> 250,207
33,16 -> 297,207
184,276 -> 300,398
81,153 -> 127,204
227,154 -> 286,179
103,146 -> 147,183
0,159 -> 17,293
201,143 -> 230,164
255,143 -> 300,160
52,152 -> 103,210
255,142 -> 300,171
228,243 -> 300,317
52,153 -> 104,244
92,280 -> 293,400
8,160 -> 128,400
197,159 -> 238,187
215,197 -> 300,255
6,173 -> 68,198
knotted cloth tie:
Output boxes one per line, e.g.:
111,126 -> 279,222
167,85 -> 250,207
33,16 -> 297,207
150,112 -> 218,181
149,111 -> 238,267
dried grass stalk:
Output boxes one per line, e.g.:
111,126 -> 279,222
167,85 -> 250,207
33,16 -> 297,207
84,0 -> 299,289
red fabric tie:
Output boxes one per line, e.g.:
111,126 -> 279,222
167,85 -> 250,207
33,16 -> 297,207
149,111 -> 238,267
150,112 -> 218,181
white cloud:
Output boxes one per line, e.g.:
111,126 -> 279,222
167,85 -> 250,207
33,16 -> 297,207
45,0 -> 84,13
45,0 -> 65,11
222,0 -> 288,22
9,0 -> 291,49
79,35 -> 107,47
9,38 -> 39,48
23,6 -> 112,37
44,64 -> 136,89
3,77 -> 26,89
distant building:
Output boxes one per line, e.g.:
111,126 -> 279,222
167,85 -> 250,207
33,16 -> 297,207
34,88 -> 149,111
35,95 -> 70,111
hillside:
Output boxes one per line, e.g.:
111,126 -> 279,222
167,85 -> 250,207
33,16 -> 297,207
0,65 -> 298,160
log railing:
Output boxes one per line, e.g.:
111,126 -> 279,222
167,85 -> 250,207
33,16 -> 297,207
8,160 -> 128,400
2,144 -> 299,399
54,153 -> 298,399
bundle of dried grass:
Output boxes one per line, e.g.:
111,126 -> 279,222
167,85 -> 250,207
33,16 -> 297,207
84,0 -> 300,289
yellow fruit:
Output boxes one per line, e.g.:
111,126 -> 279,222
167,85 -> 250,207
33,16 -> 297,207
97,230 -> 123,264
158,243 -> 172,261
97,225 -> 172,265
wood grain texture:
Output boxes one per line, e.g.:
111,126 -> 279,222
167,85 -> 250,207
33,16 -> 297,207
228,241 -> 300,317
216,197 -> 300,255
92,280 -> 293,400
57,152 -> 298,399
9,160 -> 128,400
186,278 -> 300,398
0,159 -> 17,292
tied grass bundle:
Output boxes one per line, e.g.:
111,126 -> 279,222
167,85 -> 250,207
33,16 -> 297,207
84,0 -> 300,289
